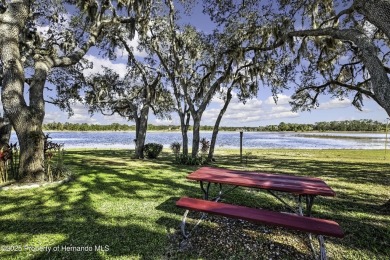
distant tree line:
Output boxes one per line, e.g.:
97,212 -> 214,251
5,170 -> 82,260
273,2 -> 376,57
43,122 -> 136,132
266,120 -> 386,132
43,119 -> 387,132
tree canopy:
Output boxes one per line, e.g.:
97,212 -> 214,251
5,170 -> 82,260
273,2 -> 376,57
0,0 -> 152,180
203,0 -> 390,117
2,0 -> 390,178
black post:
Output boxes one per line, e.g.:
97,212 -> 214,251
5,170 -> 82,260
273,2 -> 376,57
240,130 -> 243,163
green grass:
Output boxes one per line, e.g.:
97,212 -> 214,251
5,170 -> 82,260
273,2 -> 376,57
0,149 -> 389,259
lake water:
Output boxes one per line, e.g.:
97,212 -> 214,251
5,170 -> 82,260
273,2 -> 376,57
9,131 -> 388,149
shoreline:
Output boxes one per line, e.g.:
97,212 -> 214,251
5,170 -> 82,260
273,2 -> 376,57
32,130 -> 388,134
9,131 -> 386,150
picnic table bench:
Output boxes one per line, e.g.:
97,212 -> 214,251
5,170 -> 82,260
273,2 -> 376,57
176,167 -> 344,260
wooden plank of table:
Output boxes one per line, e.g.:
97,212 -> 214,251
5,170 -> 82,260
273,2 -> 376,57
187,167 -> 336,196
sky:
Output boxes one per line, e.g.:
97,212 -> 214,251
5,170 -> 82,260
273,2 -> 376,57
41,2 -> 389,127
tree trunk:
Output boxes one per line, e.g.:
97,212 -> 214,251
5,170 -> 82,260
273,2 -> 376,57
16,124 -> 45,181
137,105 -> 149,159
134,105 -> 150,159
354,0 -> 390,41
352,0 -> 390,212
134,115 -> 141,158
208,88 -> 233,161
179,111 -> 190,155
15,59 -> 48,182
0,2 -> 46,181
192,115 -> 201,157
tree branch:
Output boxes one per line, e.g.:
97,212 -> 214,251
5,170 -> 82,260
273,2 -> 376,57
287,27 -> 390,111
296,79 -> 377,103
318,6 -> 355,28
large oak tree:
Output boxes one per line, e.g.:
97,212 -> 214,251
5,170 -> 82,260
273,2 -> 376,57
204,0 -> 390,206
148,0 -> 263,157
0,0 -> 151,181
205,0 -> 390,120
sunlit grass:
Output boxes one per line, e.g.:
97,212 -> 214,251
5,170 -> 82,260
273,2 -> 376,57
0,148 -> 389,259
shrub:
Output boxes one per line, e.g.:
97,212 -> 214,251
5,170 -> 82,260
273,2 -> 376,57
0,143 -> 19,183
170,142 -> 181,154
200,138 -> 210,155
51,162 -> 72,181
144,143 -> 163,159
44,134 -> 67,182
175,154 -> 207,165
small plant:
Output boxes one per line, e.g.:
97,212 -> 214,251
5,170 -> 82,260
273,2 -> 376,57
200,138 -> 210,155
0,143 -> 18,183
0,145 -> 10,183
9,143 -> 19,180
170,142 -> 181,158
175,154 -> 207,165
144,143 -> 163,159
44,134 -> 67,182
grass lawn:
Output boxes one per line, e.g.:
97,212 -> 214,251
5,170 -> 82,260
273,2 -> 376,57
0,149 -> 389,259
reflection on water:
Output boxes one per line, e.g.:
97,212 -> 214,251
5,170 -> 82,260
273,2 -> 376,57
9,131 -> 387,149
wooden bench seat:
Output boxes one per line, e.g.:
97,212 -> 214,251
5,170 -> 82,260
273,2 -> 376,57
176,197 -> 344,238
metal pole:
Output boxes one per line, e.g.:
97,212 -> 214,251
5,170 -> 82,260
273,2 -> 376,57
385,118 -> 389,159
240,131 -> 243,163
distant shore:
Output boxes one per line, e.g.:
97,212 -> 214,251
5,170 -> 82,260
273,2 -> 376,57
38,130 -> 387,133
10,131 -> 386,150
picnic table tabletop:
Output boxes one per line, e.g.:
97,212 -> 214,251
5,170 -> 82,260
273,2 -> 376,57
187,166 -> 336,197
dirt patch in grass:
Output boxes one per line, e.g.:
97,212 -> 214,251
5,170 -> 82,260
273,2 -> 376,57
165,215 -> 314,259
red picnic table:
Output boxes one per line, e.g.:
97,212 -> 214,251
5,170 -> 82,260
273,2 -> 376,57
176,167 -> 343,260
186,166 -> 336,216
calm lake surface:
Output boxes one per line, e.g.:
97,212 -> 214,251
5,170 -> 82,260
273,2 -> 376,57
10,131 -> 387,149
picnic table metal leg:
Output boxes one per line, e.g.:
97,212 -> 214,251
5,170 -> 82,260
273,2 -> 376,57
298,195 -> 303,216
212,184 -> 239,202
200,181 -> 211,200
298,195 -> 316,256
298,194 -> 315,216
318,235 -> 327,260
217,183 -> 223,200
268,190 -> 298,214
300,195 -> 326,260
306,195 -> 315,217
180,181 -> 211,239
305,233 -> 328,260
308,233 -> 317,258
180,209 -> 207,239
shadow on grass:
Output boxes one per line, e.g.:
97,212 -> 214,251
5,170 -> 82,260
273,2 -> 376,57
0,150 -> 196,259
215,153 -> 390,186
0,149 -> 388,259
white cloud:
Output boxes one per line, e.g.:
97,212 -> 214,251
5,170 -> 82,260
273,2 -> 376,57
202,93 -> 299,126
270,106 -> 291,113
83,55 -> 128,78
64,101 -> 98,124
36,25 -> 50,36
115,32 -> 147,58
228,99 -> 263,112
202,109 -> 220,122
264,111 -> 299,120
318,98 -> 351,110
37,13 -> 71,40
67,114 -> 99,124
152,118 -> 175,125
44,111 -> 63,123
101,114 -> 129,124
264,94 -> 291,105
